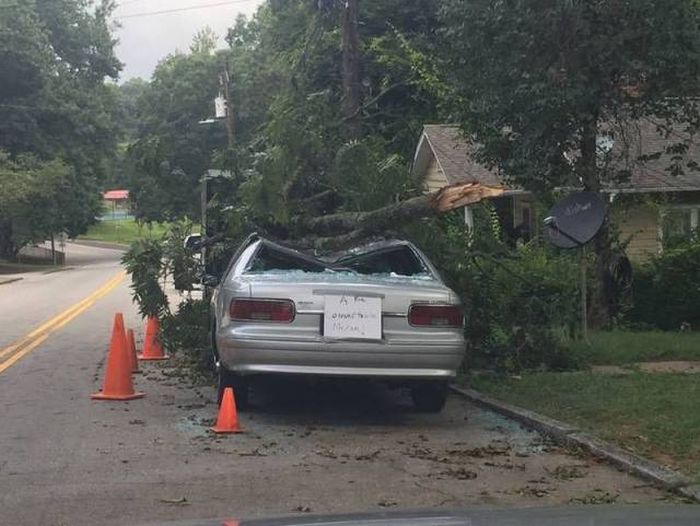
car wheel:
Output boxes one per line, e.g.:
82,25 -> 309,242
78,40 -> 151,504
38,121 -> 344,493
217,367 -> 250,411
411,381 -> 448,413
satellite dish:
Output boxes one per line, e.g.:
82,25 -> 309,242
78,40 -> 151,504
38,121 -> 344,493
543,192 -> 606,249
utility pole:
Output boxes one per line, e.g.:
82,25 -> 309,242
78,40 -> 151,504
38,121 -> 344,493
220,61 -> 236,149
201,64 -> 236,294
340,0 -> 361,138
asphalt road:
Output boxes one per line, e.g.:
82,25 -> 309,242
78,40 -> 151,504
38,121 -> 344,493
0,245 -> 680,526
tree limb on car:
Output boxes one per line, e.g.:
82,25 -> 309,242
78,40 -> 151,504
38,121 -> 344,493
297,182 -> 505,238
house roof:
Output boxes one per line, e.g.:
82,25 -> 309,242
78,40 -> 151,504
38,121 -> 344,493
413,125 -> 503,188
103,190 -> 129,201
620,119 -> 700,193
413,123 -> 700,194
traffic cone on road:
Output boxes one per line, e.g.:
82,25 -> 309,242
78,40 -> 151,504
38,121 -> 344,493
138,316 -> 169,361
126,329 -> 141,373
92,313 -> 145,401
211,388 -> 243,434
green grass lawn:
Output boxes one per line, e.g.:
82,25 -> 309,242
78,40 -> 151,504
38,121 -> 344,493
570,330 -> 700,365
471,372 -> 700,479
79,219 -> 170,245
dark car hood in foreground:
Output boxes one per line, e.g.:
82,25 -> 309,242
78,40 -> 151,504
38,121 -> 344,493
140,506 -> 700,526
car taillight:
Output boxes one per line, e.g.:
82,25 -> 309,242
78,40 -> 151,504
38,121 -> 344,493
408,304 -> 462,328
229,299 -> 295,323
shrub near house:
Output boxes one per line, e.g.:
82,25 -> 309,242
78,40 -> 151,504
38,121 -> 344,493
631,240 -> 700,331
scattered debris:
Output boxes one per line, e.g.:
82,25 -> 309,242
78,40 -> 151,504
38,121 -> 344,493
239,448 -> 268,457
446,444 -> 511,458
516,485 -> 555,498
158,497 -> 190,506
546,464 -> 589,481
355,450 -> 380,461
484,461 -> 525,471
570,490 -> 619,505
294,505 -> 312,513
315,448 -> 338,459
377,500 -> 398,507
433,467 -> 478,480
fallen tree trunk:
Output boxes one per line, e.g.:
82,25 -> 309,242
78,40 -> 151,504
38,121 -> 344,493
297,183 -> 505,239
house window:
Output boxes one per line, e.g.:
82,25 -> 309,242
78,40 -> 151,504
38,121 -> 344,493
661,206 -> 699,249
597,134 -> 615,167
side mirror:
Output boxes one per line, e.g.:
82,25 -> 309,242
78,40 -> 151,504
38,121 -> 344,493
184,234 -> 203,251
202,275 -> 220,288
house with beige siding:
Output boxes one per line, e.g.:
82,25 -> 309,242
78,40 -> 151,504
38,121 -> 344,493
412,124 -> 700,261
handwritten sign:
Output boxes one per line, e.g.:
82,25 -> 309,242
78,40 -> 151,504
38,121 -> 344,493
323,295 -> 382,340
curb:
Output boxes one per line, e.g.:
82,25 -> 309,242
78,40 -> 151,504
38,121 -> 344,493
0,277 -> 23,286
70,240 -> 129,252
450,385 -> 698,502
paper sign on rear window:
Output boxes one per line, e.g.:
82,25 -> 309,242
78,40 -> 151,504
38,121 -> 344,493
323,295 -> 381,340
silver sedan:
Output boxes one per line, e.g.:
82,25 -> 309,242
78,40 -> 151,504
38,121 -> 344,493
210,235 -> 465,412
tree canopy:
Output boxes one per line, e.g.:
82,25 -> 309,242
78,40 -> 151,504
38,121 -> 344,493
435,0 -> 700,325
126,0 -> 448,246
437,0 -> 700,193
0,0 -> 121,258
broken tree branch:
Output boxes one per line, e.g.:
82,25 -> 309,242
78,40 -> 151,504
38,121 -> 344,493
296,183 -> 505,237
340,81 -> 410,123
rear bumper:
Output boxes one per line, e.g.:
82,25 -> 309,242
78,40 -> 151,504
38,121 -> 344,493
216,332 -> 465,379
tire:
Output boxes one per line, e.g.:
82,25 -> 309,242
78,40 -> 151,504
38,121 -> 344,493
411,381 -> 448,413
217,367 -> 250,410
210,321 -> 220,365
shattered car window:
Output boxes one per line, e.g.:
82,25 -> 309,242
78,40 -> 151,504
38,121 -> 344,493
246,242 -> 329,273
336,246 -> 428,277
242,239 -> 435,281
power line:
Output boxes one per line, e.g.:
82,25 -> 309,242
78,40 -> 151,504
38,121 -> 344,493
115,0 -> 257,19
0,0 -> 147,8
118,0 -> 152,6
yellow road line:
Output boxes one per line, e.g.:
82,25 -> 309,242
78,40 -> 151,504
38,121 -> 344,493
0,271 -> 126,374
0,335 -> 49,375
23,272 -> 124,341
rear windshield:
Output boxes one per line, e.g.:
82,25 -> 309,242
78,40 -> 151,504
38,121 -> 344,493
336,246 -> 428,276
244,241 -> 432,279
247,243 -> 329,273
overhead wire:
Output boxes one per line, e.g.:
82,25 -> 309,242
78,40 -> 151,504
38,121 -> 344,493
115,0 -> 258,19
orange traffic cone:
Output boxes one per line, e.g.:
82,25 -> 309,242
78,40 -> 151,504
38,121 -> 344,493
92,313 -> 145,401
126,329 -> 141,373
211,388 -> 243,434
138,316 -> 169,361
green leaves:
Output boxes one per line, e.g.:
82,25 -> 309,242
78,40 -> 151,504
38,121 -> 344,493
437,0 -> 700,193
0,0 -> 122,257
126,47 -> 229,223
122,239 -> 169,319
0,153 -> 74,257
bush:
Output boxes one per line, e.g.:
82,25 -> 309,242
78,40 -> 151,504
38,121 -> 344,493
472,242 -> 581,371
121,238 -> 169,318
630,240 -> 700,331
122,222 -> 213,372
160,299 -> 211,369
403,205 -> 581,373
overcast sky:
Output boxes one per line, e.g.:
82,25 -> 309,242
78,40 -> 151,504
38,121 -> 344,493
113,0 -> 265,81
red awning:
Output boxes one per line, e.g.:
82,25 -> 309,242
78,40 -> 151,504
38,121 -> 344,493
103,190 -> 129,201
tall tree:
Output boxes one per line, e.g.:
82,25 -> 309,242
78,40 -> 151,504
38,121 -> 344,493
127,46 -> 228,223
0,0 -> 121,258
437,0 -> 700,325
